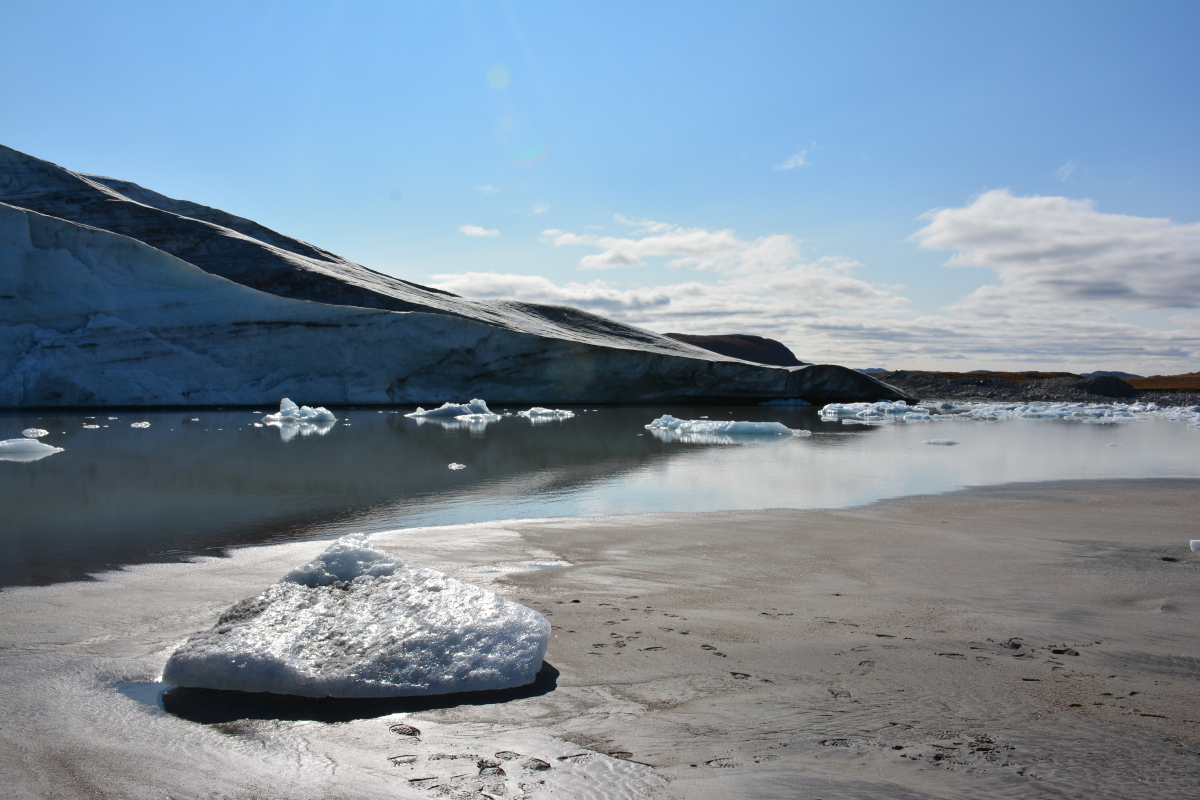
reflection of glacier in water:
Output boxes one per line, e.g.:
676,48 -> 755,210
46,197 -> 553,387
1,400 -> 1199,586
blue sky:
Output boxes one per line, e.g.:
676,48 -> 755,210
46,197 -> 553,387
3,0 -> 1198,372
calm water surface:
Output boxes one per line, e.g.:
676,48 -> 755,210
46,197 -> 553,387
2,404 -> 1198,586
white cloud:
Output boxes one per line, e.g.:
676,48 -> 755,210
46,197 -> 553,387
774,147 -> 810,170
1055,159 -> 1077,182
473,185 -> 502,195
459,224 -> 499,238
913,189 -> 1200,310
531,203 -> 550,215
431,204 -> 1200,372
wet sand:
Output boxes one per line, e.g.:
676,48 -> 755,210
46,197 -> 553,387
4,479 -> 1200,799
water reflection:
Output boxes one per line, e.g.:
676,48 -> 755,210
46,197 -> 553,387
1,404 -> 1197,587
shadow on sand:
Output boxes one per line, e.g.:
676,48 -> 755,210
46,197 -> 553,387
161,662 -> 559,725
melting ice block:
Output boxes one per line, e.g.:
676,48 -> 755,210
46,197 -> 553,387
1191,540 -> 1200,553
161,535 -> 550,698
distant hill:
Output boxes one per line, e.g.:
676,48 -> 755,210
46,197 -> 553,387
663,334 -> 808,368
1082,371 -> 1142,379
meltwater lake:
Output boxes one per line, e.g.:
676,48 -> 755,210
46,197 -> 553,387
3,400 -> 1199,587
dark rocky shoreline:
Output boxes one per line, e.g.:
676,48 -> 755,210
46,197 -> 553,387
875,370 -> 1200,406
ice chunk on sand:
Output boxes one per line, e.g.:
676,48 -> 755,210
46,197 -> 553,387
923,439 -> 958,446
1191,540 -> 1200,553
448,463 -> 467,470
262,397 -> 337,424
645,415 -> 811,444
518,407 -> 576,423
21,428 -> 48,438
0,438 -> 64,462
406,399 -> 497,419
162,534 -> 550,698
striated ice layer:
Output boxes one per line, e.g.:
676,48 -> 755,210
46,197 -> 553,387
162,534 -> 550,698
646,415 -> 811,445
821,400 -> 1200,427
518,407 -> 576,423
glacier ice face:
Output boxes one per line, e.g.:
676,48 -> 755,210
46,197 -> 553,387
645,415 -> 812,445
161,534 -> 550,698
0,144 -> 914,409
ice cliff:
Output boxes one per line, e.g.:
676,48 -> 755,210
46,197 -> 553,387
0,144 -> 912,408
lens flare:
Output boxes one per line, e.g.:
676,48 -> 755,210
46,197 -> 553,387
487,65 -> 510,90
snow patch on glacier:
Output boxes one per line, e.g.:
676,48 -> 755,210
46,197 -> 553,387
161,534 -> 550,698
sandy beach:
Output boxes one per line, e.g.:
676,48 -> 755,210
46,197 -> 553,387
4,478 -> 1200,799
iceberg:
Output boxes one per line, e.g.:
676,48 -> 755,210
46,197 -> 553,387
21,428 -> 48,438
406,399 -> 497,419
161,534 -> 550,698
448,463 -> 467,470
262,398 -> 337,424
645,415 -> 812,444
0,144 -> 913,409
819,400 -> 1200,428
518,407 -> 576,423
0,438 -> 64,462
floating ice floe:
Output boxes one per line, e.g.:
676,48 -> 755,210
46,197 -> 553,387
820,399 -> 1200,427
0,438 -> 64,462
21,428 -> 48,438
645,415 -> 811,445
82,424 -> 99,429
923,439 -> 958,446
518,407 -> 576,423
130,422 -> 150,429
161,534 -> 550,698
448,463 -> 467,470
406,399 -> 497,419
260,398 -> 337,441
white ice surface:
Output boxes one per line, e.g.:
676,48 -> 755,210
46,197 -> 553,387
1192,540 -> 1200,553
262,397 -> 337,423
162,534 -> 550,698
821,400 -> 1200,427
518,407 -> 576,423
448,463 -> 467,470
645,415 -> 812,445
130,421 -> 150,429
406,399 -> 497,419
21,428 -> 48,438
0,438 -> 64,455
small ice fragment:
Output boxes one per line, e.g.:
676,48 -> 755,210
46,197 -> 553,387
1191,540 -> 1200,553
923,439 -> 957,446
645,415 -> 811,443
21,428 -> 49,438
253,423 -> 263,428
83,424 -> 100,429
448,463 -> 467,470
161,534 -> 550,697
131,422 -> 150,429
191,418 -> 199,422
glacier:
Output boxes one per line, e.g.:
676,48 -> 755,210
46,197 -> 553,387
0,144 -> 912,408
161,534 -> 550,698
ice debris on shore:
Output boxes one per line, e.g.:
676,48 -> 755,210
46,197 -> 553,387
161,534 -> 550,698
1191,540 -> 1200,553
21,428 -> 48,438
820,400 -> 1200,426
518,407 -> 576,423
645,415 -> 811,445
